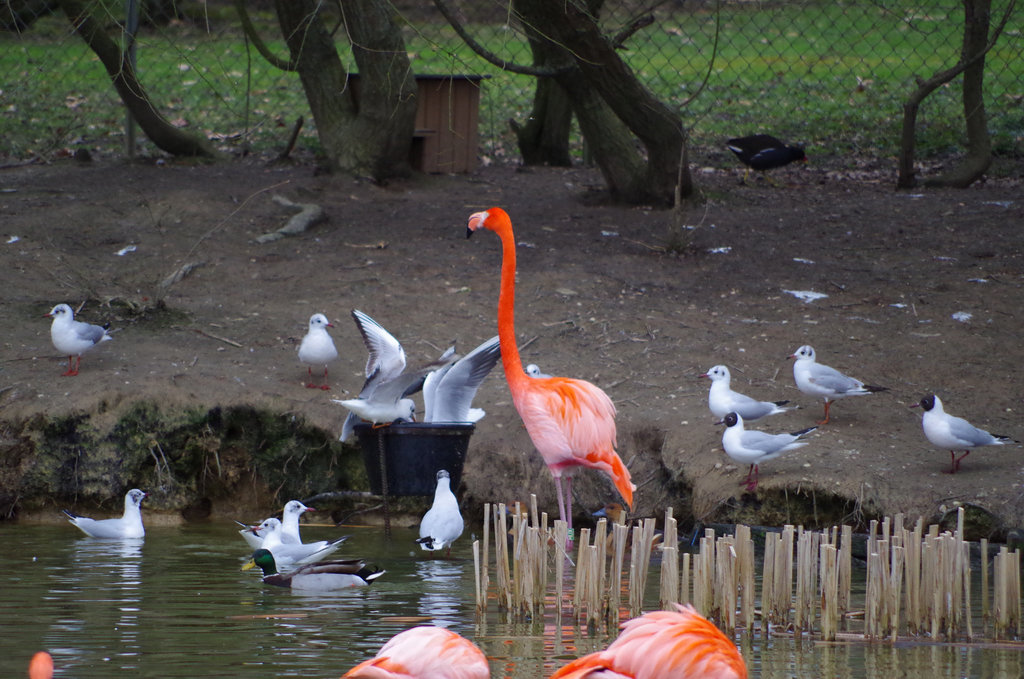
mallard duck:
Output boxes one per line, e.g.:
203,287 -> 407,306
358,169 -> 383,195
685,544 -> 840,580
63,489 -> 146,539
342,626 -> 489,678
416,470 -> 464,556
243,548 -> 384,590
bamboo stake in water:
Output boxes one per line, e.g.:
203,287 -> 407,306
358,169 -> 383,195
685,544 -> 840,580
736,524 -> 755,633
761,532 -> 777,635
819,543 -> 838,641
660,511 -> 679,609
839,524 -> 852,630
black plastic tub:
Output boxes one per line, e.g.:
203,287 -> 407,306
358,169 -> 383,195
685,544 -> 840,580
354,422 -> 474,496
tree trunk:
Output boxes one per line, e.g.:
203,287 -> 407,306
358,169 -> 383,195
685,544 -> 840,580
509,0 -> 575,166
514,0 -> 689,205
273,0 -> 417,180
898,0 -> 1011,188
57,0 -> 214,157
927,0 -> 992,187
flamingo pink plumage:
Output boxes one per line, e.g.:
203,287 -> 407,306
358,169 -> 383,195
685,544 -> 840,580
466,208 -> 635,535
342,626 -> 489,679
550,604 -> 748,679
29,651 -> 54,679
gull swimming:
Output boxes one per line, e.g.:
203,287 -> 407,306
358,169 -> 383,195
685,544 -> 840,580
254,517 -> 348,567
63,489 -> 146,539
417,470 -> 464,557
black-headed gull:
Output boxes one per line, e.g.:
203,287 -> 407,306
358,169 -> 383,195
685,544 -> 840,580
790,345 -> 888,424
237,499 -> 318,549
46,303 -> 112,376
297,313 -> 338,390
337,311 -> 457,439
338,310 -> 411,441
63,489 -> 146,538
526,363 -> 551,379
243,548 -> 384,590
912,394 -> 1014,473
254,517 -> 349,567
720,412 -> 816,491
700,364 -> 794,422
423,336 -> 500,423
416,470 -> 464,557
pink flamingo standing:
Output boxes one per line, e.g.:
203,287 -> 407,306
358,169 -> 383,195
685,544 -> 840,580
550,604 -> 748,679
466,208 -> 635,536
342,626 -> 489,679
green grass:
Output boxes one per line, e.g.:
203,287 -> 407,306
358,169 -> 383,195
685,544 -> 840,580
1,0 -> 1021,165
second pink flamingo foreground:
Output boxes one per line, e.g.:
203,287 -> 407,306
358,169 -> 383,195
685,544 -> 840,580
466,207 -> 635,536
551,604 -> 748,679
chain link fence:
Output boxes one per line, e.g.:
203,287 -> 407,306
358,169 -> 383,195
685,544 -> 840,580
2,0 -> 1021,170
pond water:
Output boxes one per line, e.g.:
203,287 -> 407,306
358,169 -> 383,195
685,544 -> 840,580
0,522 -> 1020,678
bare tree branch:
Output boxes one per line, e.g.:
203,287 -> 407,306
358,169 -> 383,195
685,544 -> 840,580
233,0 -> 295,71
430,0 -> 572,77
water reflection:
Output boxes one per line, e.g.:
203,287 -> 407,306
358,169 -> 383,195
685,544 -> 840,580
0,524 -> 1019,678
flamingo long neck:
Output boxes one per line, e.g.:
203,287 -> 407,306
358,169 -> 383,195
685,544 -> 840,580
492,219 -> 528,389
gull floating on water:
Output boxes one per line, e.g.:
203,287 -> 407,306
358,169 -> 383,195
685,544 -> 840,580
790,345 -> 887,424
237,499 -> 318,550
63,489 -> 146,539
46,303 -> 113,376
417,470 -> 464,557
701,364 -> 794,422
253,517 -> 348,567
720,412 -> 816,491
297,313 -> 338,390
423,336 -> 500,423
912,394 -> 1015,473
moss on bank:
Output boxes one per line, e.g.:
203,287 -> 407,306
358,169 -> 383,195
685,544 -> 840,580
0,401 -> 365,520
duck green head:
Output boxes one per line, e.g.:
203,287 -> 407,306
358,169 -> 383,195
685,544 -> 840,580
242,548 -> 279,576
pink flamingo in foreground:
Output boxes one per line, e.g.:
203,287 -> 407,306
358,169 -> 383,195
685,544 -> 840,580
466,208 -> 635,537
342,626 -> 489,678
550,604 -> 748,679
29,651 -> 53,679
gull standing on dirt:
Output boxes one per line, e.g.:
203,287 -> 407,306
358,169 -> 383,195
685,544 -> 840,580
912,394 -> 1014,473
423,336 -> 501,423
790,345 -> 888,424
63,489 -> 146,539
297,313 -> 338,390
720,412 -> 816,491
701,364 -> 795,422
417,470 -> 464,557
46,303 -> 113,376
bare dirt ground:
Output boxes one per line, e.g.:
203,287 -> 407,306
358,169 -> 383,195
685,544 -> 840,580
1,158 -> 1022,536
